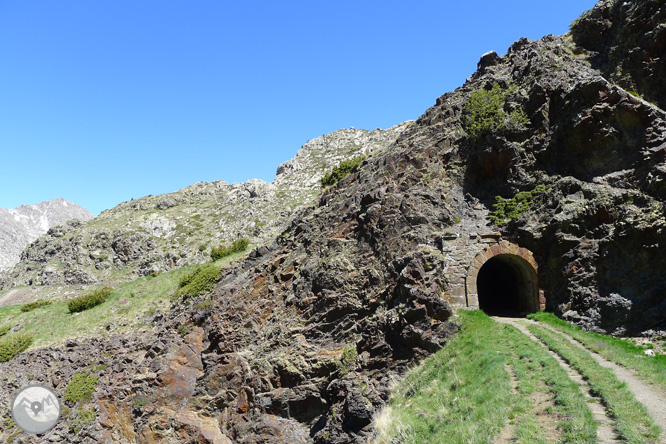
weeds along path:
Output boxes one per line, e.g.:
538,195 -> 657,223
494,317 -> 623,444
528,318 -> 666,444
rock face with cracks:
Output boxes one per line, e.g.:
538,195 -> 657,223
1,1 -> 666,442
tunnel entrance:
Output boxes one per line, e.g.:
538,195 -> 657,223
476,254 -> 539,316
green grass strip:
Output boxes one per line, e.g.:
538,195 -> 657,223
528,324 -> 661,444
375,311 -> 596,444
504,323 -> 596,443
529,312 -> 666,392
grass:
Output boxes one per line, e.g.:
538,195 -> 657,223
0,252 -> 248,350
528,324 -> 661,443
373,311 -> 595,444
529,312 -> 666,392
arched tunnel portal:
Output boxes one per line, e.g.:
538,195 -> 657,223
465,242 -> 544,316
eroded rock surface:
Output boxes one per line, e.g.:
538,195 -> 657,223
1,0 -> 665,442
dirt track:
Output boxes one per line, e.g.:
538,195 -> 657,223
494,317 -> 666,444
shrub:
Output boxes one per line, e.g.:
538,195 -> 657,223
489,184 -> 547,226
462,83 -> 529,139
321,155 -> 367,187
0,332 -> 34,362
176,263 -> 222,298
210,238 -> 250,261
20,300 -> 52,312
68,287 -> 112,313
64,372 -> 99,404
337,343 -> 358,376
0,325 -> 11,337
69,408 -> 95,434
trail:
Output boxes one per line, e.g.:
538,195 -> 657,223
530,318 -> 666,444
494,317 -> 622,443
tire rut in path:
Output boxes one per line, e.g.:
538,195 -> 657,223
493,317 -> 622,444
528,319 -> 666,444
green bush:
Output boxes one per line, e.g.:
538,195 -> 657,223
489,184 -> 547,226
64,373 -> 99,404
68,287 -> 112,313
0,332 -> 34,362
20,300 -> 52,312
176,263 -> 222,298
69,408 -> 95,434
462,83 -> 529,139
321,155 -> 367,187
210,238 -> 250,261
337,343 -> 358,376
0,325 -> 11,337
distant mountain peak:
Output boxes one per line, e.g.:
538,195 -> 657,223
0,198 -> 94,272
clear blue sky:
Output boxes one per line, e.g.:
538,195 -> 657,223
0,1 -> 597,215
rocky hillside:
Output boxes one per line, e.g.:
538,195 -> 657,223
0,198 -> 93,272
0,1 -> 664,443
0,123 -> 410,290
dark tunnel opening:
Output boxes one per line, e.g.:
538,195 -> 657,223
477,254 -> 538,316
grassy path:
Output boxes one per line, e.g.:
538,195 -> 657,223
374,311 -> 665,443
373,311 -> 596,444
526,316 -> 666,444
495,317 -> 622,443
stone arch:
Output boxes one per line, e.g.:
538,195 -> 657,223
465,241 -> 544,315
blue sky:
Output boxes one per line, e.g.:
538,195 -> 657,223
0,1 -> 597,215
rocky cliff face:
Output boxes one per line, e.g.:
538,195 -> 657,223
0,123 -> 410,290
0,198 -> 93,272
0,1 -> 664,443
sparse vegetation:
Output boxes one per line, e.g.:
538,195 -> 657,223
177,324 -> 190,336
68,287 -> 113,313
176,263 -> 222,298
337,343 -> 358,376
210,238 -> 250,261
321,155 -> 367,187
64,372 -> 99,404
489,184 -> 547,226
462,83 -> 529,140
20,299 -> 52,312
69,408 -> 95,434
0,332 -> 34,362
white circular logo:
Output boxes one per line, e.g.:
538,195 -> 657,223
11,385 -> 61,434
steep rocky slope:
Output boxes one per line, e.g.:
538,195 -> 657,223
0,1 -> 665,443
0,198 -> 93,272
0,123 -> 410,291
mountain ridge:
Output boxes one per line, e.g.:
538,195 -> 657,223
0,122 -> 411,292
0,1 -> 664,442
0,198 -> 93,273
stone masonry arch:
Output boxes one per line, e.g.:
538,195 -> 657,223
465,240 -> 545,315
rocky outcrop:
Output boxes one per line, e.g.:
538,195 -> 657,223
1,1 -> 665,443
571,0 -> 666,110
0,123 -> 410,290
0,198 -> 93,272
